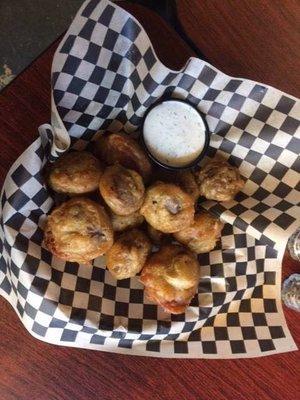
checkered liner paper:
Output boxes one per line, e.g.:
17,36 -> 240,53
0,0 -> 299,358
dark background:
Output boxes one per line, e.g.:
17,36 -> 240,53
0,0 -> 83,89
0,0 -> 179,91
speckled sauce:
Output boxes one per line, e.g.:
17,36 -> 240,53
143,100 -> 206,167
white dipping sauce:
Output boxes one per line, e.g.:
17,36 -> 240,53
143,100 -> 206,167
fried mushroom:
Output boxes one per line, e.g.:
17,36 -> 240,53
140,182 -> 194,233
106,229 -> 151,279
174,211 -> 224,253
196,160 -> 245,201
94,132 -> 152,182
48,151 -> 103,195
140,244 -> 200,314
99,164 -> 145,216
44,198 -> 113,264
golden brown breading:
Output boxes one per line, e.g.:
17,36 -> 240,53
196,160 -> 245,201
140,244 -> 200,314
106,229 -> 151,279
152,169 -> 200,203
99,164 -> 145,216
94,132 -> 152,182
44,198 -> 113,264
140,182 -> 194,233
174,211 -> 224,253
110,210 -> 144,232
48,151 -> 103,195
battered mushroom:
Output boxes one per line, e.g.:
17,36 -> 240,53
174,211 -> 224,253
48,151 -> 103,195
140,244 -> 200,314
140,182 -> 194,233
111,210 -> 144,232
94,132 -> 152,182
99,164 -> 145,216
106,229 -> 152,280
196,160 -> 245,201
153,169 -> 200,203
44,198 -> 113,264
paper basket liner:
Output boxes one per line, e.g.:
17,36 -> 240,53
0,0 -> 299,358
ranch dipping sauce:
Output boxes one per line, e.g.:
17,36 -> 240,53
143,100 -> 207,168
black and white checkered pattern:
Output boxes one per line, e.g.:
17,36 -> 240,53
0,0 -> 298,357
51,0 -> 300,248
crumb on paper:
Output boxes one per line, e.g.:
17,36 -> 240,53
0,64 -> 15,88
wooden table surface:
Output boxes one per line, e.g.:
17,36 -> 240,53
0,3 -> 299,400
177,0 -> 300,98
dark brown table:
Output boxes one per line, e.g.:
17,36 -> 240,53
0,3 -> 299,400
